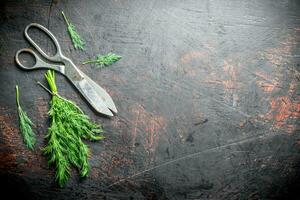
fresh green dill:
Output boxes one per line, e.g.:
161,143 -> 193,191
39,70 -> 104,187
16,85 -> 36,150
82,53 -> 122,68
62,11 -> 85,50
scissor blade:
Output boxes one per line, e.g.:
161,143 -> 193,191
74,78 -> 114,116
81,73 -> 118,113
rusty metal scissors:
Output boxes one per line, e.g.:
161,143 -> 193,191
15,23 -> 117,116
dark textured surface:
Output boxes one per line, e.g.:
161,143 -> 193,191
1,0 -> 300,199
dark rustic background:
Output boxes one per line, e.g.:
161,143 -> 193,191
1,0 -> 300,199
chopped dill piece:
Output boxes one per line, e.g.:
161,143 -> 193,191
62,11 -> 85,50
16,85 -> 36,150
82,53 -> 122,68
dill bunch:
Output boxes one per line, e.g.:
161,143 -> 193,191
16,85 -> 36,150
62,11 -> 85,50
40,70 -> 104,187
82,53 -> 122,68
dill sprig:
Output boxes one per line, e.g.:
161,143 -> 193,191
62,11 -> 85,50
40,70 -> 104,187
82,53 -> 122,68
16,85 -> 36,150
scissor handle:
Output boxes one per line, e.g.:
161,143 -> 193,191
15,48 -> 64,72
24,23 -> 65,62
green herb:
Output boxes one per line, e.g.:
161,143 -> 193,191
39,70 -> 104,187
16,85 -> 36,150
62,11 -> 85,50
82,53 -> 122,68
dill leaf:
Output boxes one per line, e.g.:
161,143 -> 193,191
16,85 -> 36,150
41,70 -> 104,187
82,53 -> 122,68
62,11 -> 85,50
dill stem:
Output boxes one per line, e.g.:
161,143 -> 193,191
37,81 -> 56,96
37,80 -> 82,112
61,11 -> 70,26
82,60 -> 96,65
16,85 -> 21,108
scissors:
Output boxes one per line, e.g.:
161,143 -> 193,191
15,23 -> 117,117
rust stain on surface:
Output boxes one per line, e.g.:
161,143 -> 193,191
262,96 -> 300,133
222,60 -> 240,106
144,115 -> 166,153
110,154 -> 134,167
254,71 -> 280,93
179,51 -> 211,78
223,60 -> 238,89
129,104 -> 167,154
110,117 -> 128,131
0,110 -> 20,171
34,97 -> 48,119
180,51 -> 207,64
255,34 -> 299,95
0,113 -> 19,144
239,119 -> 247,128
0,151 -> 17,171
288,81 -> 297,95
259,83 -> 277,93
259,35 -> 297,66
110,74 -> 125,84
92,147 -> 135,181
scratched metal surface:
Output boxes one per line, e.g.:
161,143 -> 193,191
1,0 -> 300,199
